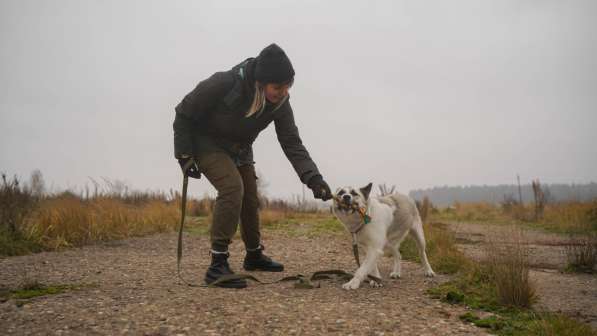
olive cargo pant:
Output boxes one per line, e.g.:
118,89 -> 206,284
196,152 -> 260,252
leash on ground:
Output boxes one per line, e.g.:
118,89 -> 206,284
176,168 -> 382,288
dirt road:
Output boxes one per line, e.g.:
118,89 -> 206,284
1,231 -> 486,335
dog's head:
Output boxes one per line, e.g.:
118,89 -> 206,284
333,182 -> 373,214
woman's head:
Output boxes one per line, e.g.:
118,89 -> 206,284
254,43 -> 294,93
262,81 -> 292,104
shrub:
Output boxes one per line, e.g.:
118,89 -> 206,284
0,174 -> 42,255
0,174 -> 36,235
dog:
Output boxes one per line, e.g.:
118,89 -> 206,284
332,183 -> 435,290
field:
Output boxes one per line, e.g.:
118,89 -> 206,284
1,176 -> 596,335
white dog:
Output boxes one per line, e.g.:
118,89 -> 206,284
332,183 -> 435,290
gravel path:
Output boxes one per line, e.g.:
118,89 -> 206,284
0,231 -> 486,335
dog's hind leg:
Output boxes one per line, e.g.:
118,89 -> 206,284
389,244 -> 402,279
410,218 -> 436,277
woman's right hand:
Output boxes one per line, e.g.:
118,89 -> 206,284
178,157 -> 202,179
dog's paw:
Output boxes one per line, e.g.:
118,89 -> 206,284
389,272 -> 401,279
369,280 -> 383,288
425,269 -> 436,277
342,279 -> 361,290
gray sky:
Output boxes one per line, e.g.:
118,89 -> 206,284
1,0 -> 596,200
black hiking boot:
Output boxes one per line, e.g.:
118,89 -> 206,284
243,245 -> 284,272
204,252 -> 247,289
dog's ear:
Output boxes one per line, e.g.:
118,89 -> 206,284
360,183 -> 373,200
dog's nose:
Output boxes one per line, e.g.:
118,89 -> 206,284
342,194 -> 351,202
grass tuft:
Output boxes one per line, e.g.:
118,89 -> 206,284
564,233 -> 597,273
485,228 -> 537,308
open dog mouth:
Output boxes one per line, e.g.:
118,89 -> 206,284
336,199 -> 357,213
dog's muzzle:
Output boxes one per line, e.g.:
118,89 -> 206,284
335,196 -> 355,212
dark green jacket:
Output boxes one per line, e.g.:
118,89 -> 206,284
173,58 -> 321,184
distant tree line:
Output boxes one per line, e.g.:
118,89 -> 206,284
409,182 -> 597,207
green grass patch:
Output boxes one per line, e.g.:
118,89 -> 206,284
458,311 -> 597,336
460,312 -> 508,331
0,281 -> 94,306
0,228 -> 43,257
428,264 -> 503,312
428,264 -> 595,335
10,283 -> 72,300
182,216 -> 210,236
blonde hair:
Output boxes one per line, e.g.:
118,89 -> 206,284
245,82 -> 288,118
245,83 -> 266,118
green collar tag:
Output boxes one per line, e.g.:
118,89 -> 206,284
363,214 -> 371,224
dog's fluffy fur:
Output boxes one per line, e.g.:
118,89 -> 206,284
332,183 -> 435,290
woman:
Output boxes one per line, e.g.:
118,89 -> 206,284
173,43 -> 332,288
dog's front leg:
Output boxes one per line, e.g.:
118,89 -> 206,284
342,247 -> 382,290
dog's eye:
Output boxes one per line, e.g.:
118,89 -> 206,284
350,190 -> 358,196
338,190 -> 346,196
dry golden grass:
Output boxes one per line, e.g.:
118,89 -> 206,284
433,201 -> 597,234
542,201 -> 597,232
484,228 -> 536,308
23,196 -> 179,249
259,208 -> 289,226
187,196 -> 215,217
452,202 -> 504,221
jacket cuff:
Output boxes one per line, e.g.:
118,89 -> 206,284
301,171 -> 320,186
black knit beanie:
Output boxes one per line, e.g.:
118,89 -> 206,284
254,43 -> 295,84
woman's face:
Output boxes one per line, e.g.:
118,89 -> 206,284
262,82 -> 292,104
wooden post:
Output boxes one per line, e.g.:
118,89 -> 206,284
517,174 -> 523,205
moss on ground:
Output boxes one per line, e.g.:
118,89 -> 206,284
0,281 -> 95,306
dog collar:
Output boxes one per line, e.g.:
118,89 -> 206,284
357,207 -> 371,225
348,207 -> 371,234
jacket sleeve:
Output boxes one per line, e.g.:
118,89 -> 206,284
274,100 -> 321,184
173,71 -> 233,158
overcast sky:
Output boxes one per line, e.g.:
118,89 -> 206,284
1,0 -> 596,200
